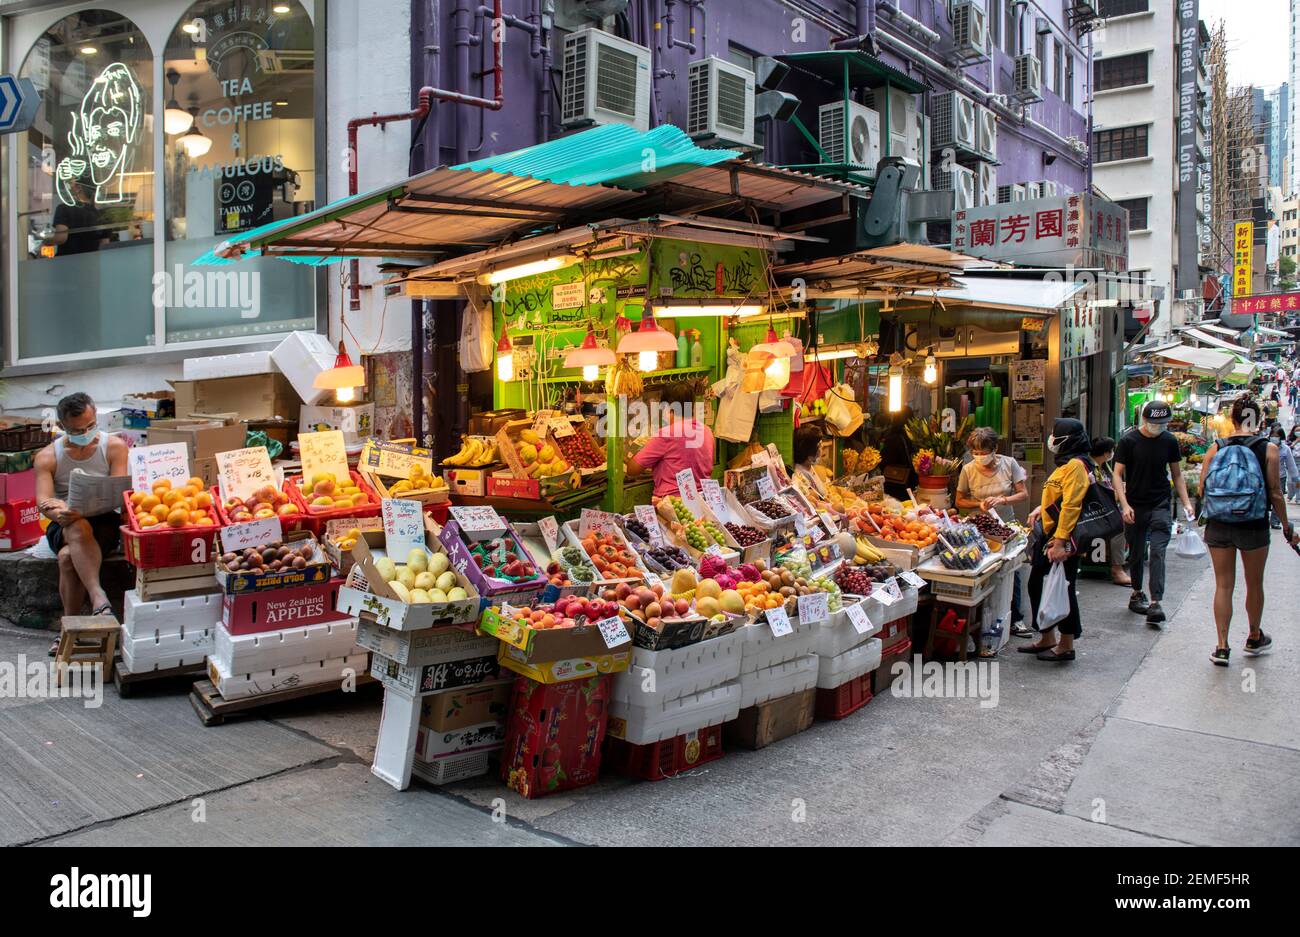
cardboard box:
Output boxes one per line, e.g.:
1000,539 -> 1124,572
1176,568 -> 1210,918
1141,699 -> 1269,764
172,373 -> 297,422
467,408 -> 526,437
477,605 -> 631,664
370,651 -> 501,696
443,468 -> 487,497
724,687 -> 816,751
420,680 -> 513,732
336,524 -> 480,631
320,516 -> 384,574
500,675 -> 611,798
415,721 -> 506,761
208,652 -> 368,702
215,532 -> 332,595
300,404 -> 375,445
146,420 -> 246,465
271,331 -> 338,407
0,469 -> 37,505
0,499 -> 42,552
496,643 -> 631,684
221,578 -> 352,636
183,350 -> 274,381
354,618 -> 497,668
439,519 -> 548,601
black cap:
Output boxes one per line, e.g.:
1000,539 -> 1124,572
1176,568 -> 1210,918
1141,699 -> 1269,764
1142,401 -> 1173,425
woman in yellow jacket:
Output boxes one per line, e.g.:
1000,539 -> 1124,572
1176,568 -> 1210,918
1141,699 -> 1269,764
1021,418 -> 1093,663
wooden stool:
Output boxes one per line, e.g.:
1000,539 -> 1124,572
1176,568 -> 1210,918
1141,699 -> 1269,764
55,617 -> 119,686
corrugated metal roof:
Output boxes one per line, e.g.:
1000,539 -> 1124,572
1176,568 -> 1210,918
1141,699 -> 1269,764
1183,328 -> 1251,357
930,275 -> 1089,311
1149,345 -> 1235,379
777,50 -> 927,94
775,244 -> 979,294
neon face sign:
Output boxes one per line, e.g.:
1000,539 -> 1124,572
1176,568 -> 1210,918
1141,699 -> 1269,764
55,61 -> 142,207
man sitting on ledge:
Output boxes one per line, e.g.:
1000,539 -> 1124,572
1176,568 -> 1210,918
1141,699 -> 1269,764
35,393 -> 129,654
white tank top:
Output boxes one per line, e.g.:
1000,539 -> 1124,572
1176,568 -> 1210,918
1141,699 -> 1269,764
52,432 -> 111,502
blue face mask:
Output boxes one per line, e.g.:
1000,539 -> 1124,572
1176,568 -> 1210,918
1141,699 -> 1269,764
66,428 -> 97,447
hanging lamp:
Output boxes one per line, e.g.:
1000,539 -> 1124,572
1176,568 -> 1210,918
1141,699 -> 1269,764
750,326 -> 796,391
617,313 -> 678,372
313,341 -> 366,404
495,332 -> 515,382
163,69 -> 193,136
564,325 -> 616,381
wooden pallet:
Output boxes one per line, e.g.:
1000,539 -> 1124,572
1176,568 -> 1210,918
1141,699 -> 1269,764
113,655 -> 208,698
189,674 -> 378,727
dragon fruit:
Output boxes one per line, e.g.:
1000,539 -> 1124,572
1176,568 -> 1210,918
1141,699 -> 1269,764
714,571 -> 739,592
736,563 -> 760,583
698,553 -> 729,579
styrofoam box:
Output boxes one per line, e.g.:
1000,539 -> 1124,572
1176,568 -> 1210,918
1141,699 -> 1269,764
813,595 -> 881,658
207,652 -> 369,702
371,684 -> 421,791
271,330 -> 336,407
412,750 -> 492,786
120,628 -> 213,673
816,638 -> 883,690
354,618 -> 497,668
607,679 -> 741,746
739,653 -> 819,709
610,631 -> 742,708
123,590 -> 223,641
213,619 -> 360,675
183,350 -> 274,381
738,617 -> 818,675
865,588 -> 919,622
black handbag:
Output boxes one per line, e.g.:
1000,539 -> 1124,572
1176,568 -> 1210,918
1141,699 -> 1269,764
1044,457 -> 1123,549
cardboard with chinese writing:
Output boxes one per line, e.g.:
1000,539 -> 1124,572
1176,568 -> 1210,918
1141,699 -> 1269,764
216,446 -> 277,503
128,443 -> 191,493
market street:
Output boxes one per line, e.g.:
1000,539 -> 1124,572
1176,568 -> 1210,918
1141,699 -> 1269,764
2,505 -> 1295,849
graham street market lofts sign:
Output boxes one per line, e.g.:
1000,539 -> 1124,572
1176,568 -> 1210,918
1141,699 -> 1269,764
952,194 -> 1129,272
1175,0 -> 1201,293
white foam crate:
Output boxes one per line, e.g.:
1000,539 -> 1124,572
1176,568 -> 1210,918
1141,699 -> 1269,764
610,631 -> 741,707
123,590 -> 222,640
206,652 -> 368,702
738,617 -> 818,675
412,750 -> 492,786
739,653 -> 818,709
183,350 -> 274,381
816,637 -> 883,690
865,587 -> 919,622
120,628 -> 213,673
213,619 -> 360,674
812,595 -> 880,658
271,331 -> 336,407
371,684 -> 421,791
607,680 -> 741,746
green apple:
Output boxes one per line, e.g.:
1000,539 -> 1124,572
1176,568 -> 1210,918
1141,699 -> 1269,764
435,571 -> 457,593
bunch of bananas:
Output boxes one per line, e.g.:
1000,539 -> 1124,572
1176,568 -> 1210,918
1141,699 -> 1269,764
853,536 -> 885,565
443,437 -> 499,467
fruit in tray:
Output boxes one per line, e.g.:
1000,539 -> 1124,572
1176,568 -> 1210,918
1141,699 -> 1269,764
597,582 -> 686,632
623,515 -> 650,541
130,478 -> 220,529
220,542 -> 317,574
966,512 -> 1016,541
850,507 -> 938,548
546,559 -> 594,586
857,561 -> 900,583
469,537 -> 538,582
834,564 -> 876,596
554,430 -> 604,469
683,519 -> 726,552
644,543 -> 692,571
667,496 -> 694,525
850,535 -> 886,565
551,594 -> 621,625
751,498 -> 791,520
295,473 -> 371,514
515,435 -> 571,479
580,530 -> 643,581
940,545 -> 985,571
942,524 -> 986,550
333,527 -> 363,552
443,437 -> 499,468
386,462 -> 447,495
725,522 -> 766,547
223,483 -> 300,524
374,548 -> 464,603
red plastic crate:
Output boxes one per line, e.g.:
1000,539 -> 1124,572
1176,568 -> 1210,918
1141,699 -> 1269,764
120,490 -> 222,569
604,724 -> 724,781
211,486 -> 311,537
815,671 -> 874,721
286,470 -> 381,535
425,500 -> 450,528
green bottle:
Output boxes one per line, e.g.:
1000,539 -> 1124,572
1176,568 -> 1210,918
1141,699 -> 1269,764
676,328 -> 689,369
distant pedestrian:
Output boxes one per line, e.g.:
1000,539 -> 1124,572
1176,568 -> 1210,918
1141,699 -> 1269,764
1088,436 -> 1131,587
1200,396 -> 1298,666
1268,426 -> 1298,522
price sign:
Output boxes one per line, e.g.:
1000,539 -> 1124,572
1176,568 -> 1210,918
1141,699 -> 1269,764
705,543 -> 724,558
548,417 -> 575,439
633,504 -> 664,546
675,469 -> 700,507
765,605 -> 793,637
219,517 -> 284,555
819,511 -> 839,534
755,474 -> 776,501
701,478 -> 729,521
216,446 -> 276,503
537,515 -> 562,556
900,570 -> 927,590
594,615 -> 631,649
383,499 -> 426,559
299,431 -> 351,489
643,570 -> 663,590
793,512 -> 808,536
449,505 -> 505,535
797,591 -> 829,624
578,508 -> 617,537
809,524 -> 824,543
128,443 -> 190,493
359,438 -> 434,481
845,602 -> 872,635
873,581 -> 899,607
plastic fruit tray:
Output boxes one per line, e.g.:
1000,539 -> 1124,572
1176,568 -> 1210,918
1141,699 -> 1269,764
285,470 -> 381,533
211,486 -> 311,537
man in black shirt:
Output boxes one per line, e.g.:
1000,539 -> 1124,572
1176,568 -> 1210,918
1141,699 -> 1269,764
1113,401 -> 1197,627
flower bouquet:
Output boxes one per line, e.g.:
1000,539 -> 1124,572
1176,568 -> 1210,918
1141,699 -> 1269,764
912,449 -> 962,478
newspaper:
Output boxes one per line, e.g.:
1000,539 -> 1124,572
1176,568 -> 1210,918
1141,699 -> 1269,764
67,471 -> 131,518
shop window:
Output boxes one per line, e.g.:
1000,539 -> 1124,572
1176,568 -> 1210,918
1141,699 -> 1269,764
1115,197 -> 1149,232
1097,0 -> 1149,17
16,11 -> 155,360
1093,125 -> 1149,163
162,0 -> 316,344
1094,52 -> 1149,92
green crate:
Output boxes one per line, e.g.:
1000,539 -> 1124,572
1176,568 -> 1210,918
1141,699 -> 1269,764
0,449 -> 40,474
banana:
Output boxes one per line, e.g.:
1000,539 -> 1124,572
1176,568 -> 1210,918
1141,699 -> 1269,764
444,438 -> 474,466
470,443 -> 498,467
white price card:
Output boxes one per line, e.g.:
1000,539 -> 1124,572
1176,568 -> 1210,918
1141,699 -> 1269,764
578,508 -> 617,537
128,443 -> 190,494
873,581 -> 899,607
383,499 -> 426,559
796,591 -> 829,624
675,469 -> 700,507
537,515 -> 562,556
643,570 -> 663,590
845,602 -> 873,635
220,517 -> 284,555
449,505 -> 505,534
793,512 -> 808,535
216,446 -> 276,503
298,430 -> 351,489
633,504 -> 664,546
755,474 -> 776,501
705,543 -> 724,558
900,569 -> 927,590
548,417 -> 575,438
809,524 -> 824,543
701,478 -> 728,520
594,615 -> 631,649
765,605 -> 794,637
819,511 -> 839,534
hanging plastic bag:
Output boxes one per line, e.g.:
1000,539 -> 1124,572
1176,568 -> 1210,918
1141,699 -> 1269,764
458,294 -> 493,373
1175,523 -> 1208,559
712,343 -> 759,443
1036,562 -> 1071,631
824,384 -> 864,437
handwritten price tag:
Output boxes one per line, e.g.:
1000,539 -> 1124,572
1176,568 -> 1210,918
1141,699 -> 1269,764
216,446 -> 276,503
643,570 -> 663,590
845,602 -> 873,635
128,443 -> 190,493
537,515 -> 562,556
220,517 -> 283,555
756,474 -> 776,501
809,524 -> 824,543
299,430 -> 351,489
873,581 -> 899,607
360,438 -> 434,481
797,591 -> 829,624
793,512 -> 808,536
705,543 -> 724,558
675,469 -> 700,507
900,570 -> 927,590
548,417 -> 575,438
449,505 -> 505,535
701,479 -> 729,521
766,605 -> 793,637
819,511 -> 839,534
633,504 -> 664,546
579,508 -> 617,537
594,615 -> 631,649
383,499 -> 425,559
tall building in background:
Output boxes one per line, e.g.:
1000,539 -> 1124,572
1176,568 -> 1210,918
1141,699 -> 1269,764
1292,0 -> 1300,194
1268,84 -> 1289,193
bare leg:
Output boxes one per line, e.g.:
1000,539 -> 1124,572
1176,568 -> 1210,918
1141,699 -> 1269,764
57,547 -> 87,616
63,520 -> 109,612
1031,625 -> 1055,650
1239,546 -> 1269,640
1209,546 -> 1237,650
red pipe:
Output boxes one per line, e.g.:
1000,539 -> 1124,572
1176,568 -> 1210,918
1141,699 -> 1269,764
345,0 -> 505,309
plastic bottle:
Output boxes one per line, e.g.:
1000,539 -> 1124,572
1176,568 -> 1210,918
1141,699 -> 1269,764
690,330 -> 704,367
676,328 -> 689,369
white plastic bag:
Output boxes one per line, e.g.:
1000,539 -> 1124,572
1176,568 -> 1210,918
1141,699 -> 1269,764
1036,562 -> 1071,631
1175,524 -> 1208,559
712,344 -> 759,443
458,294 -> 493,373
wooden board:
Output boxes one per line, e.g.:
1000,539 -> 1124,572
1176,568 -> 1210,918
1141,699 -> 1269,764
135,563 -> 218,602
724,688 -> 816,751
113,655 -> 208,698
188,674 -> 378,727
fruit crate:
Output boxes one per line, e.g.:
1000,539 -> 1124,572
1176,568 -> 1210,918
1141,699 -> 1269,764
285,470 -> 381,535
603,723 -> 724,781
495,419 -> 573,482
358,438 -> 449,506
121,523 -> 223,571
0,418 -> 53,452
814,670 -> 874,721
548,415 -> 607,476
561,518 -> 653,585
211,487 -> 311,537
123,488 -> 220,534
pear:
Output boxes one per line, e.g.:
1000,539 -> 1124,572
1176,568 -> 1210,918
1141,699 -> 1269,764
397,567 -> 417,591
428,589 -> 448,604
429,552 -> 450,576
389,581 -> 411,603
447,587 -> 468,602
435,571 -> 457,593
407,548 -> 429,574
410,589 -> 433,604
414,571 -> 437,591
374,557 -> 398,583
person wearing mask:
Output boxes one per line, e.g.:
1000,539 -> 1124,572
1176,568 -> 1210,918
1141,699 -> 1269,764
1113,401 -> 1196,628
1088,436 -> 1132,587
625,380 -> 715,499
955,427 -> 1030,635
1268,425 -> 1299,523
1200,396 -> 1298,666
1289,427 -> 1300,504
879,408 -> 916,501
790,424 -> 831,508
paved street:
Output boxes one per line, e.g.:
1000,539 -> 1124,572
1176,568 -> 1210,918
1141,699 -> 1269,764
2,501 -> 1297,848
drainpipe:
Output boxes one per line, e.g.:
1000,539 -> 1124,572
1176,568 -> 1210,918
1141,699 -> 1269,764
539,1 -> 553,142
665,0 -> 696,55
687,0 -> 705,58
856,0 -> 874,35
878,0 -> 940,45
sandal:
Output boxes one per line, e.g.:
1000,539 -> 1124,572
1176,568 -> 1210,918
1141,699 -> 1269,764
1017,643 -> 1055,653
47,639 -> 60,659
1036,648 -> 1076,662
92,604 -> 114,618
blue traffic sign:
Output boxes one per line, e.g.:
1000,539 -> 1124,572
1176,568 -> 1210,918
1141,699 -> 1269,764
0,75 -> 40,135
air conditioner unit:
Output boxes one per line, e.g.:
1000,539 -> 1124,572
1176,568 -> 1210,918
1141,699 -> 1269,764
931,90 -> 977,153
818,100 -> 882,171
998,183 -> 1027,203
976,163 -> 997,206
1038,180 -> 1059,198
952,0 -> 991,62
1022,181 -> 1042,200
687,56 -> 756,147
561,28 -> 652,132
931,163 -> 975,211
1013,54 -> 1043,103
868,87 -> 920,161
975,104 -> 997,160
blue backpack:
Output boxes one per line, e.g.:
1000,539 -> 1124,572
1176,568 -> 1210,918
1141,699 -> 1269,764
1202,437 -> 1268,523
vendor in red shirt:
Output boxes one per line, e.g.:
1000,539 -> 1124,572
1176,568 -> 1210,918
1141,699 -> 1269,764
625,380 -> 715,498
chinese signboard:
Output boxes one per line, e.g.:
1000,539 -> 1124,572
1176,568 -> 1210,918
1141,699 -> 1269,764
952,194 -> 1129,272
1233,222 -> 1253,298
1234,292 -> 1300,315
1062,303 -> 1104,361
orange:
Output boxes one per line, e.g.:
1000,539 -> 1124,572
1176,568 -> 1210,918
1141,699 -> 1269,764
153,479 -> 172,491
195,517 -> 215,527
194,492 -> 213,509
151,504 -> 170,522
130,491 -> 147,507
166,508 -> 189,528
138,515 -> 160,529
140,495 -> 161,513
180,486 -> 199,500
187,477 -> 205,491
163,490 -> 184,507
190,509 -> 209,524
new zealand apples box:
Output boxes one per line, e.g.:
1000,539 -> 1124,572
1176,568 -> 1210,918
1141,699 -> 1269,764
221,578 -> 352,636
337,523 -> 479,631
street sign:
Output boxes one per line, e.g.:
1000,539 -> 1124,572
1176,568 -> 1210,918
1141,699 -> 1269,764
0,75 -> 40,135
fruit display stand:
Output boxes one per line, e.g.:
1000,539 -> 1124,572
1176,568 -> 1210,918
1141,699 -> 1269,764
285,470 -> 381,535
336,526 -> 481,631
212,485 -> 309,537
357,438 -> 450,507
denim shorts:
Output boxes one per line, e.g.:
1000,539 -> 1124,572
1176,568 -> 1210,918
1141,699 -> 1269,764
1203,521 -> 1271,552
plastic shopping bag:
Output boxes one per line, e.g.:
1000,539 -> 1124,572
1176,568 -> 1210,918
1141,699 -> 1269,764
1175,523 -> 1208,559
1036,562 -> 1071,631
458,294 -> 493,373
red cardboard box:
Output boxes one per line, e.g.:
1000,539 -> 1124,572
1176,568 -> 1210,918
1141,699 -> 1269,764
0,499 -> 42,552
0,469 -> 36,504
500,674 -> 612,799
221,578 -> 351,636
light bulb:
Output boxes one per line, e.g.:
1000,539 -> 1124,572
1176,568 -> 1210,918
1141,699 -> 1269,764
583,364 -> 600,382
638,350 -> 658,372
888,369 -> 904,413
497,353 -> 514,382
924,356 -> 937,385
336,386 -> 357,404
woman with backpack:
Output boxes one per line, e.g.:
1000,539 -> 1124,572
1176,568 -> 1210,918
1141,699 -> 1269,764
1199,396 -> 1298,666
